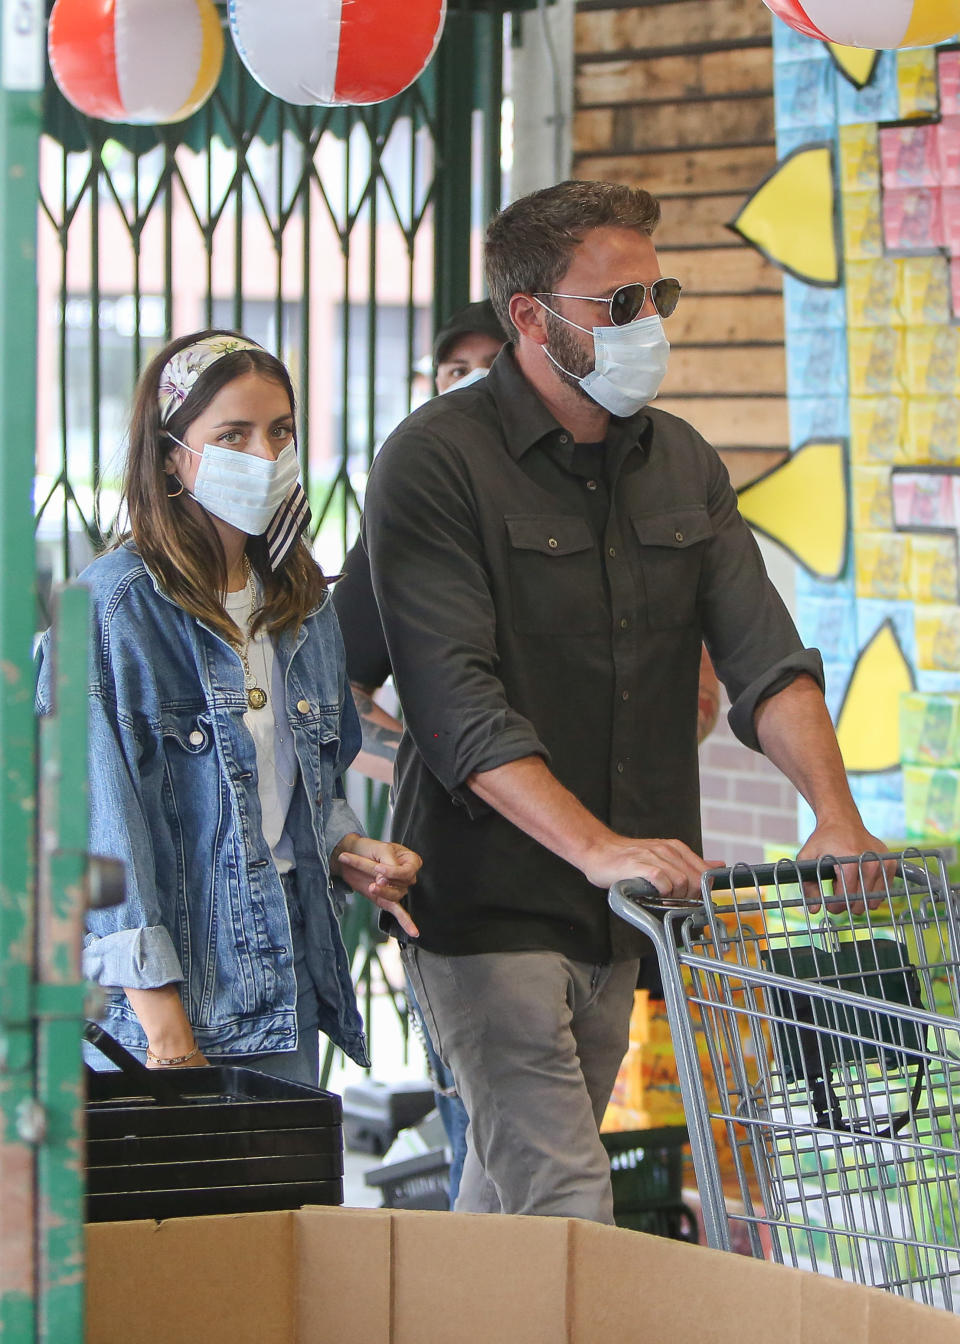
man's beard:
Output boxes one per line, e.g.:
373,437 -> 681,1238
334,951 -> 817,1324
542,309 -> 596,403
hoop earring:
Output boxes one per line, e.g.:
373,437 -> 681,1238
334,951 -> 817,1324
166,475 -> 185,498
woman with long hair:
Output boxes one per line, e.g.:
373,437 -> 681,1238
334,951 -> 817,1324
37,330 -> 420,1082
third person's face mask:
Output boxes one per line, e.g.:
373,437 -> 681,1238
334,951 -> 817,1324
536,303 -> 670,417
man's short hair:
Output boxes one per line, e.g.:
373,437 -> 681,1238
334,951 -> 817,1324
484,179 -> 661,339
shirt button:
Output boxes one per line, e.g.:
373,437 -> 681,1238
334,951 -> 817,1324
558,433 -> 569,444
619,617 -> 629,630
586,480 -> 598,491
608,546 -> 617,558
547,537 -> 559,549
675,530 -> 684,543
616,761 -> 625,774
296,699 -> 310,713
189,730 -> 204,746
621,690 -> 630,701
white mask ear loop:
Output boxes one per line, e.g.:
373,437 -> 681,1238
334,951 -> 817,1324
532,297 -> 595,383
532,295 -> 594,337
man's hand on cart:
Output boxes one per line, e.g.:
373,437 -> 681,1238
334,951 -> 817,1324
797,819 -> 892,914
584,835 -> 719,904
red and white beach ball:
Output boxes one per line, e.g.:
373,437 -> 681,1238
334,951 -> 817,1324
48,0 -> 223,124
763,0 -> 960,47
228,0 -> 447,107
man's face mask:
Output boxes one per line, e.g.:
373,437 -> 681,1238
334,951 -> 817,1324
534,277 -> 678,416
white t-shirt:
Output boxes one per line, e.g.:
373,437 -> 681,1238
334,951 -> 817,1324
224,582 -> 297,874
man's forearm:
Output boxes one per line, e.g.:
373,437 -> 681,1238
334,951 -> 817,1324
753,673 -> 859,822
467,755 -> 709,894
467,755 -> 611,872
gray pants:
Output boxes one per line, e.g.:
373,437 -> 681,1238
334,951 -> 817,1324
402,945 -> 640,1224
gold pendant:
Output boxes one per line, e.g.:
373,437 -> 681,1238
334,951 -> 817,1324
247,686 -> 268,710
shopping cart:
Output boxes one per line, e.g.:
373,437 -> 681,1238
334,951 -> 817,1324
610,849 -> 960,1312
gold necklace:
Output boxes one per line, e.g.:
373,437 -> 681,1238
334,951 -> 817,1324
234,558 -> 268,710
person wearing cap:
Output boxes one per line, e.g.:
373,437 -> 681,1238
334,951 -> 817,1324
361,180 -> 886,1224
332,299 -> 506,1204
334,300 -> 508,787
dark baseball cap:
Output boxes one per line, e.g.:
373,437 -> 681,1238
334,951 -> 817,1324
432,299 -> 508,369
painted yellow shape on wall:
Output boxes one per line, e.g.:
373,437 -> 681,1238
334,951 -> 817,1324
836,621 -> 914,773
738,439 -> 848,579
730,145 -> 839,286
827,44 -> 878,90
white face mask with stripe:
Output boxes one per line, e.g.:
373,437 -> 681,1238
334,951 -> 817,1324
168,435 -> 301,536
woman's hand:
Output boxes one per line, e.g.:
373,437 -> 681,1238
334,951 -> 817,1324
331,834 -> 422,938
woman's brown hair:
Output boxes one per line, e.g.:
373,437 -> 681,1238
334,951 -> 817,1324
121,328 -> 325,645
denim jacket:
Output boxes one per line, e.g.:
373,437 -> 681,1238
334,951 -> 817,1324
35,544 -> 369,1065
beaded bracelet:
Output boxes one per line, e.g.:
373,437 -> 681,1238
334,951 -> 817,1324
145,1045 -> 200,1067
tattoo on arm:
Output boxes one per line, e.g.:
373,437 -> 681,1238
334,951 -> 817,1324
351,686 -> 403,763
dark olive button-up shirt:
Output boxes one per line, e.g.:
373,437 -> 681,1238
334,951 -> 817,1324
363,348 -> 822,963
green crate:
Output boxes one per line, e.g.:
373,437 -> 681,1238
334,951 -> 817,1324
601,1126 -> 698,1242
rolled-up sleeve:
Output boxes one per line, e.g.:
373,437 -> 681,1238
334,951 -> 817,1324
363,426 -> 547,801
696,443 -> 825,753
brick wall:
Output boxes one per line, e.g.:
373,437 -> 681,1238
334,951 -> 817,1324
574,0 -> 803,863
700,696 -> 801,865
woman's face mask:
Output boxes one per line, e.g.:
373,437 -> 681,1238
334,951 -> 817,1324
167,434 -> 301,536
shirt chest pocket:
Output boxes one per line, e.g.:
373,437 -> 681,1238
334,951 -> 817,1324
505,515 -> 605,636
632,508 -> 712,631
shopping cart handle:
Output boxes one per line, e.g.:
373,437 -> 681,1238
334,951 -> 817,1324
707,857 -> 839,891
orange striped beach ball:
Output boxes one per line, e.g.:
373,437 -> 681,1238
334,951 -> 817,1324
228,0 -> 447,107
48,0 -> 223,124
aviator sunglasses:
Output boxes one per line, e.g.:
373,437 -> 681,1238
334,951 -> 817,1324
536,277 -> 682,326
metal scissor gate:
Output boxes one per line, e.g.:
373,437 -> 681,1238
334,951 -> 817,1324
611,851 -> 960,1312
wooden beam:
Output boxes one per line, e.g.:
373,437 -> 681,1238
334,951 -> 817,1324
573,143 -> 777,196
654,395 -> 789,447
665,293 -> 785,345
576,49 -> 774,108
575,0 -> 772,57
660,344 -> 786,396
656,194 -> 752,249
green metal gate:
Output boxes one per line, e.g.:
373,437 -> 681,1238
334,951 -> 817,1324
1,3 -> 513,1337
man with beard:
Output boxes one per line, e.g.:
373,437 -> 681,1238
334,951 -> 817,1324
362,180 -> 884,1223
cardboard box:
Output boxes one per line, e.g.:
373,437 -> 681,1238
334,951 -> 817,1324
84,1205 -> 960,1344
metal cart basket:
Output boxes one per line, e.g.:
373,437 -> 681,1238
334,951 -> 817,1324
610,849 -> 960,1312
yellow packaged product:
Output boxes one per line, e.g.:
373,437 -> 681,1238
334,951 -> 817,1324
848,327 -> 905,396
904,325 -> 960,396
897,47 -> 939,119
898,255 -> 951,326
850,395 -> 907,464
854,530 -> 912,599
846,258 -> 902,328
841,188 -> 884,260
916,603 -> 960,670
909,533 -> 960,605
852,464 -> 894,531
838,123 -> 881,193
906,397 -> 960,465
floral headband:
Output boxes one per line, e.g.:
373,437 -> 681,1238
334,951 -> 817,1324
157,335 -> 262,424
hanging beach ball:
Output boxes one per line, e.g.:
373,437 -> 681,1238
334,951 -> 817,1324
48,0 -> 223,124
763,0 -> 960,48
228,0 -> 447,107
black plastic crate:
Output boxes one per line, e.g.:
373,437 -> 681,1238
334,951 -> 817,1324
363,1148 -> 450,1211
84,1025 -> 345,1222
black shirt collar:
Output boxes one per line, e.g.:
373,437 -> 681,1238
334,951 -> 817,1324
484,344 -> 650,462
